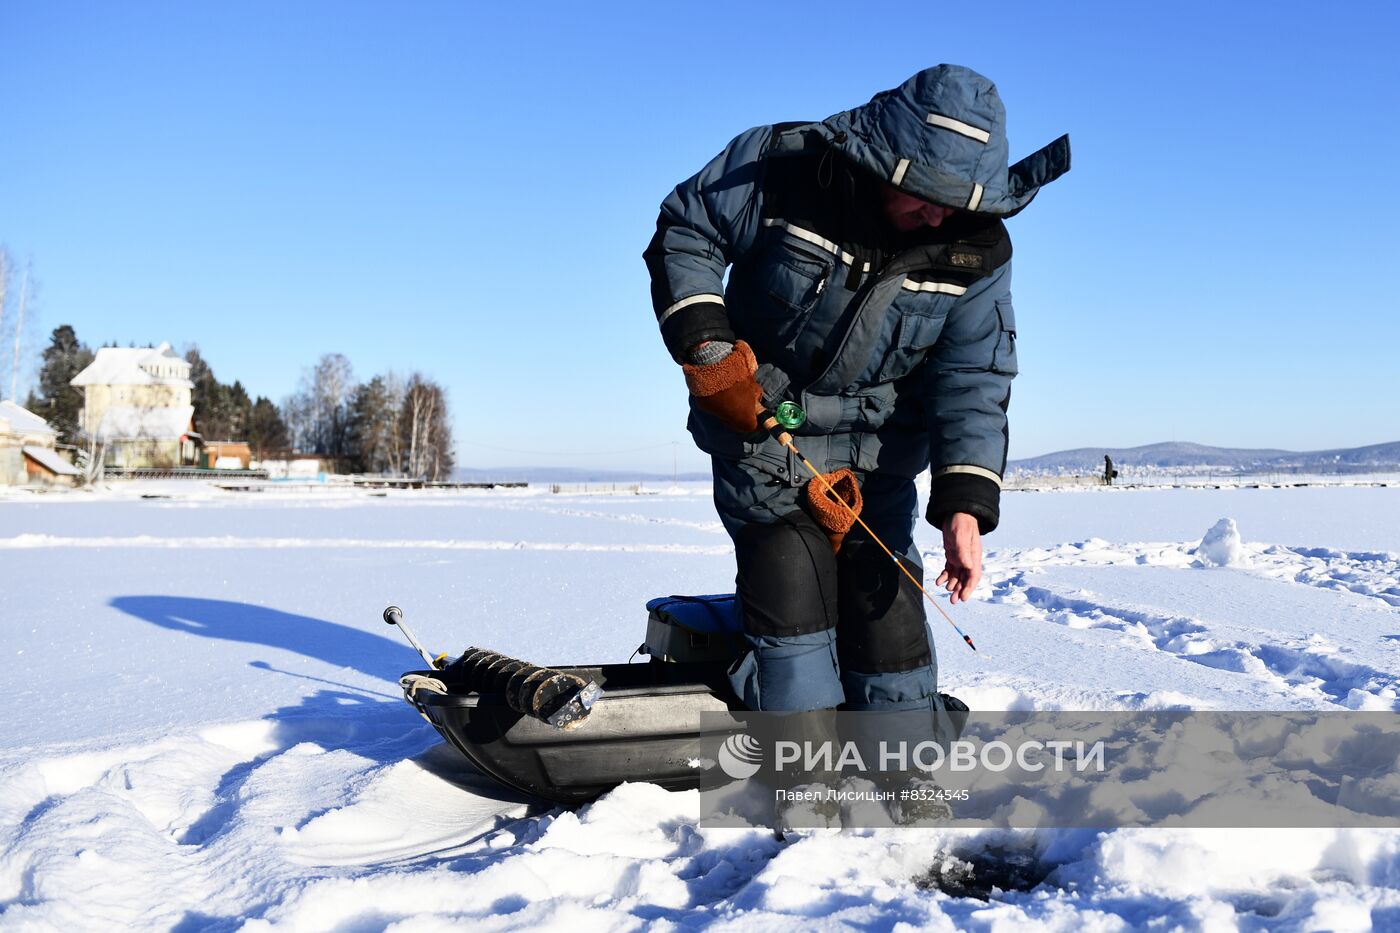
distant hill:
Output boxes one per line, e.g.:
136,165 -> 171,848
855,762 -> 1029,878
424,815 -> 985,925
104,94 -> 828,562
453,466 -> 712,484
1010,440 -> 1400,475
455,440 -> 1400,483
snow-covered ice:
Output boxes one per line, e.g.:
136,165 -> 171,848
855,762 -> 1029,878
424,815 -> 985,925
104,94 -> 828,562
1,480 -> 1398,930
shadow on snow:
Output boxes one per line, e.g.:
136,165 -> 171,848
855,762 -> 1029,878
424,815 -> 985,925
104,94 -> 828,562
109,594 -> 418,680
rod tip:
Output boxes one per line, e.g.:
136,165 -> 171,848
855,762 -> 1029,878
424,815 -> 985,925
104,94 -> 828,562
383,606 -> 403,625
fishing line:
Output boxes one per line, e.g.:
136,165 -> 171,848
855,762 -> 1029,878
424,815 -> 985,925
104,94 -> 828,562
760,402 -> 979,653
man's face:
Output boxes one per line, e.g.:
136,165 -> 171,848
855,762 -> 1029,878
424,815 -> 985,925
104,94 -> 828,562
881,185 -> 957,232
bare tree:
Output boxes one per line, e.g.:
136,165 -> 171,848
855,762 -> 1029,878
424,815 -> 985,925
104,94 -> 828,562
384,371 -> 406,475
0,257 -> 6,351
277,357 -> 453,480
313,353 -> 354,457
401,373 -> 454,481
280,389 -> 313,451
10,261 -> 30,402
78,429 -> 106,487
0,249 -> 38,402
320,355 -> 349,454
278,353 -> 355,459
404,375 -> 430,478
0,249 -> 9,398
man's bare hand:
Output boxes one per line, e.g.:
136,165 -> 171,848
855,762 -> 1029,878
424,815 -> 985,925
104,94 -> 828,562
935,512 -> 982,604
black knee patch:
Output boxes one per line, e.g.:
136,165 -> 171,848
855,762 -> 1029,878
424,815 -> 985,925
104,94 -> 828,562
733,511 -> 838,638
835,538 -> 932,673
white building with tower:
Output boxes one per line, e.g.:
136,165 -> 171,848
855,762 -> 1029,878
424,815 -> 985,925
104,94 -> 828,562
70,342 -> 200,468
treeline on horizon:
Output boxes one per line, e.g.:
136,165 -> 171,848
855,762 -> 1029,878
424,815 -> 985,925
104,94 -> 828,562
24,325 -> 454,480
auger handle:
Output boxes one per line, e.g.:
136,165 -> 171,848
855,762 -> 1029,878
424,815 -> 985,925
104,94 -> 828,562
383,605 -> 441,668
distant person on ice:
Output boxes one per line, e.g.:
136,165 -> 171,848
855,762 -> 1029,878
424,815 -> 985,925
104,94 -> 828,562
644,65 -> 1069,713
1104,455 -> 1118,485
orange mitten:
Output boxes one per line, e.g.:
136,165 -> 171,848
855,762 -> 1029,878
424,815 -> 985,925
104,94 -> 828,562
803,468 -> 863,553
682,340 -> 763,435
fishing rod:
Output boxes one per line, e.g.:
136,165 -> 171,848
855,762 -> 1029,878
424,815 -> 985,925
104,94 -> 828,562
758,401 -> 979,653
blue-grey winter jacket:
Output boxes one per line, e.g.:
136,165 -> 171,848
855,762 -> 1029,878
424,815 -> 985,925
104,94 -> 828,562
644,65 -> 1069,532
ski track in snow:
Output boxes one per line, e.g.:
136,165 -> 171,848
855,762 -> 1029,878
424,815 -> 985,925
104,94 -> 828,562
1003,576 -> 1398,709
966,538 -> 1400,711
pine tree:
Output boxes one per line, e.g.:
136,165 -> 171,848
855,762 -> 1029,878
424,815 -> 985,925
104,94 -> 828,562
27,325 -> 94,443
347,376 -> 400,474
226,380 -> 252,440
184,348 -> 256,441
248,396 -> 290,459
185,346 -> 226,439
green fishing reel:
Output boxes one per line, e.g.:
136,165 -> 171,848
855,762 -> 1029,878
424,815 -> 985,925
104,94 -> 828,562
772,401 -> 806,430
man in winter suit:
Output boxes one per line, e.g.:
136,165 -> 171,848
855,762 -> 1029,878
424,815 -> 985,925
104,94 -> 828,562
644,65 -> 1069,714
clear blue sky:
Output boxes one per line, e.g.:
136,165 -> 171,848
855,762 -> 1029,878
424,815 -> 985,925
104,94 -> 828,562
3,1 -> 1397,473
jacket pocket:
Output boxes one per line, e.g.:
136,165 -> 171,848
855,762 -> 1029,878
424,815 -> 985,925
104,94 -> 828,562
991,298 -> 1018,375
877,300 -> 949,384
731,237 -> 834,349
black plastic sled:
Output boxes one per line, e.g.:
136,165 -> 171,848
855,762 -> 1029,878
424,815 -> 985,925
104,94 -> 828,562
393,595 -> 750,804
395,595 -> 974,807
401,658 -> 745,805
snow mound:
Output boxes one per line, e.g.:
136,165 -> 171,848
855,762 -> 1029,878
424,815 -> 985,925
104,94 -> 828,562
1196,517 -> 1247,567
